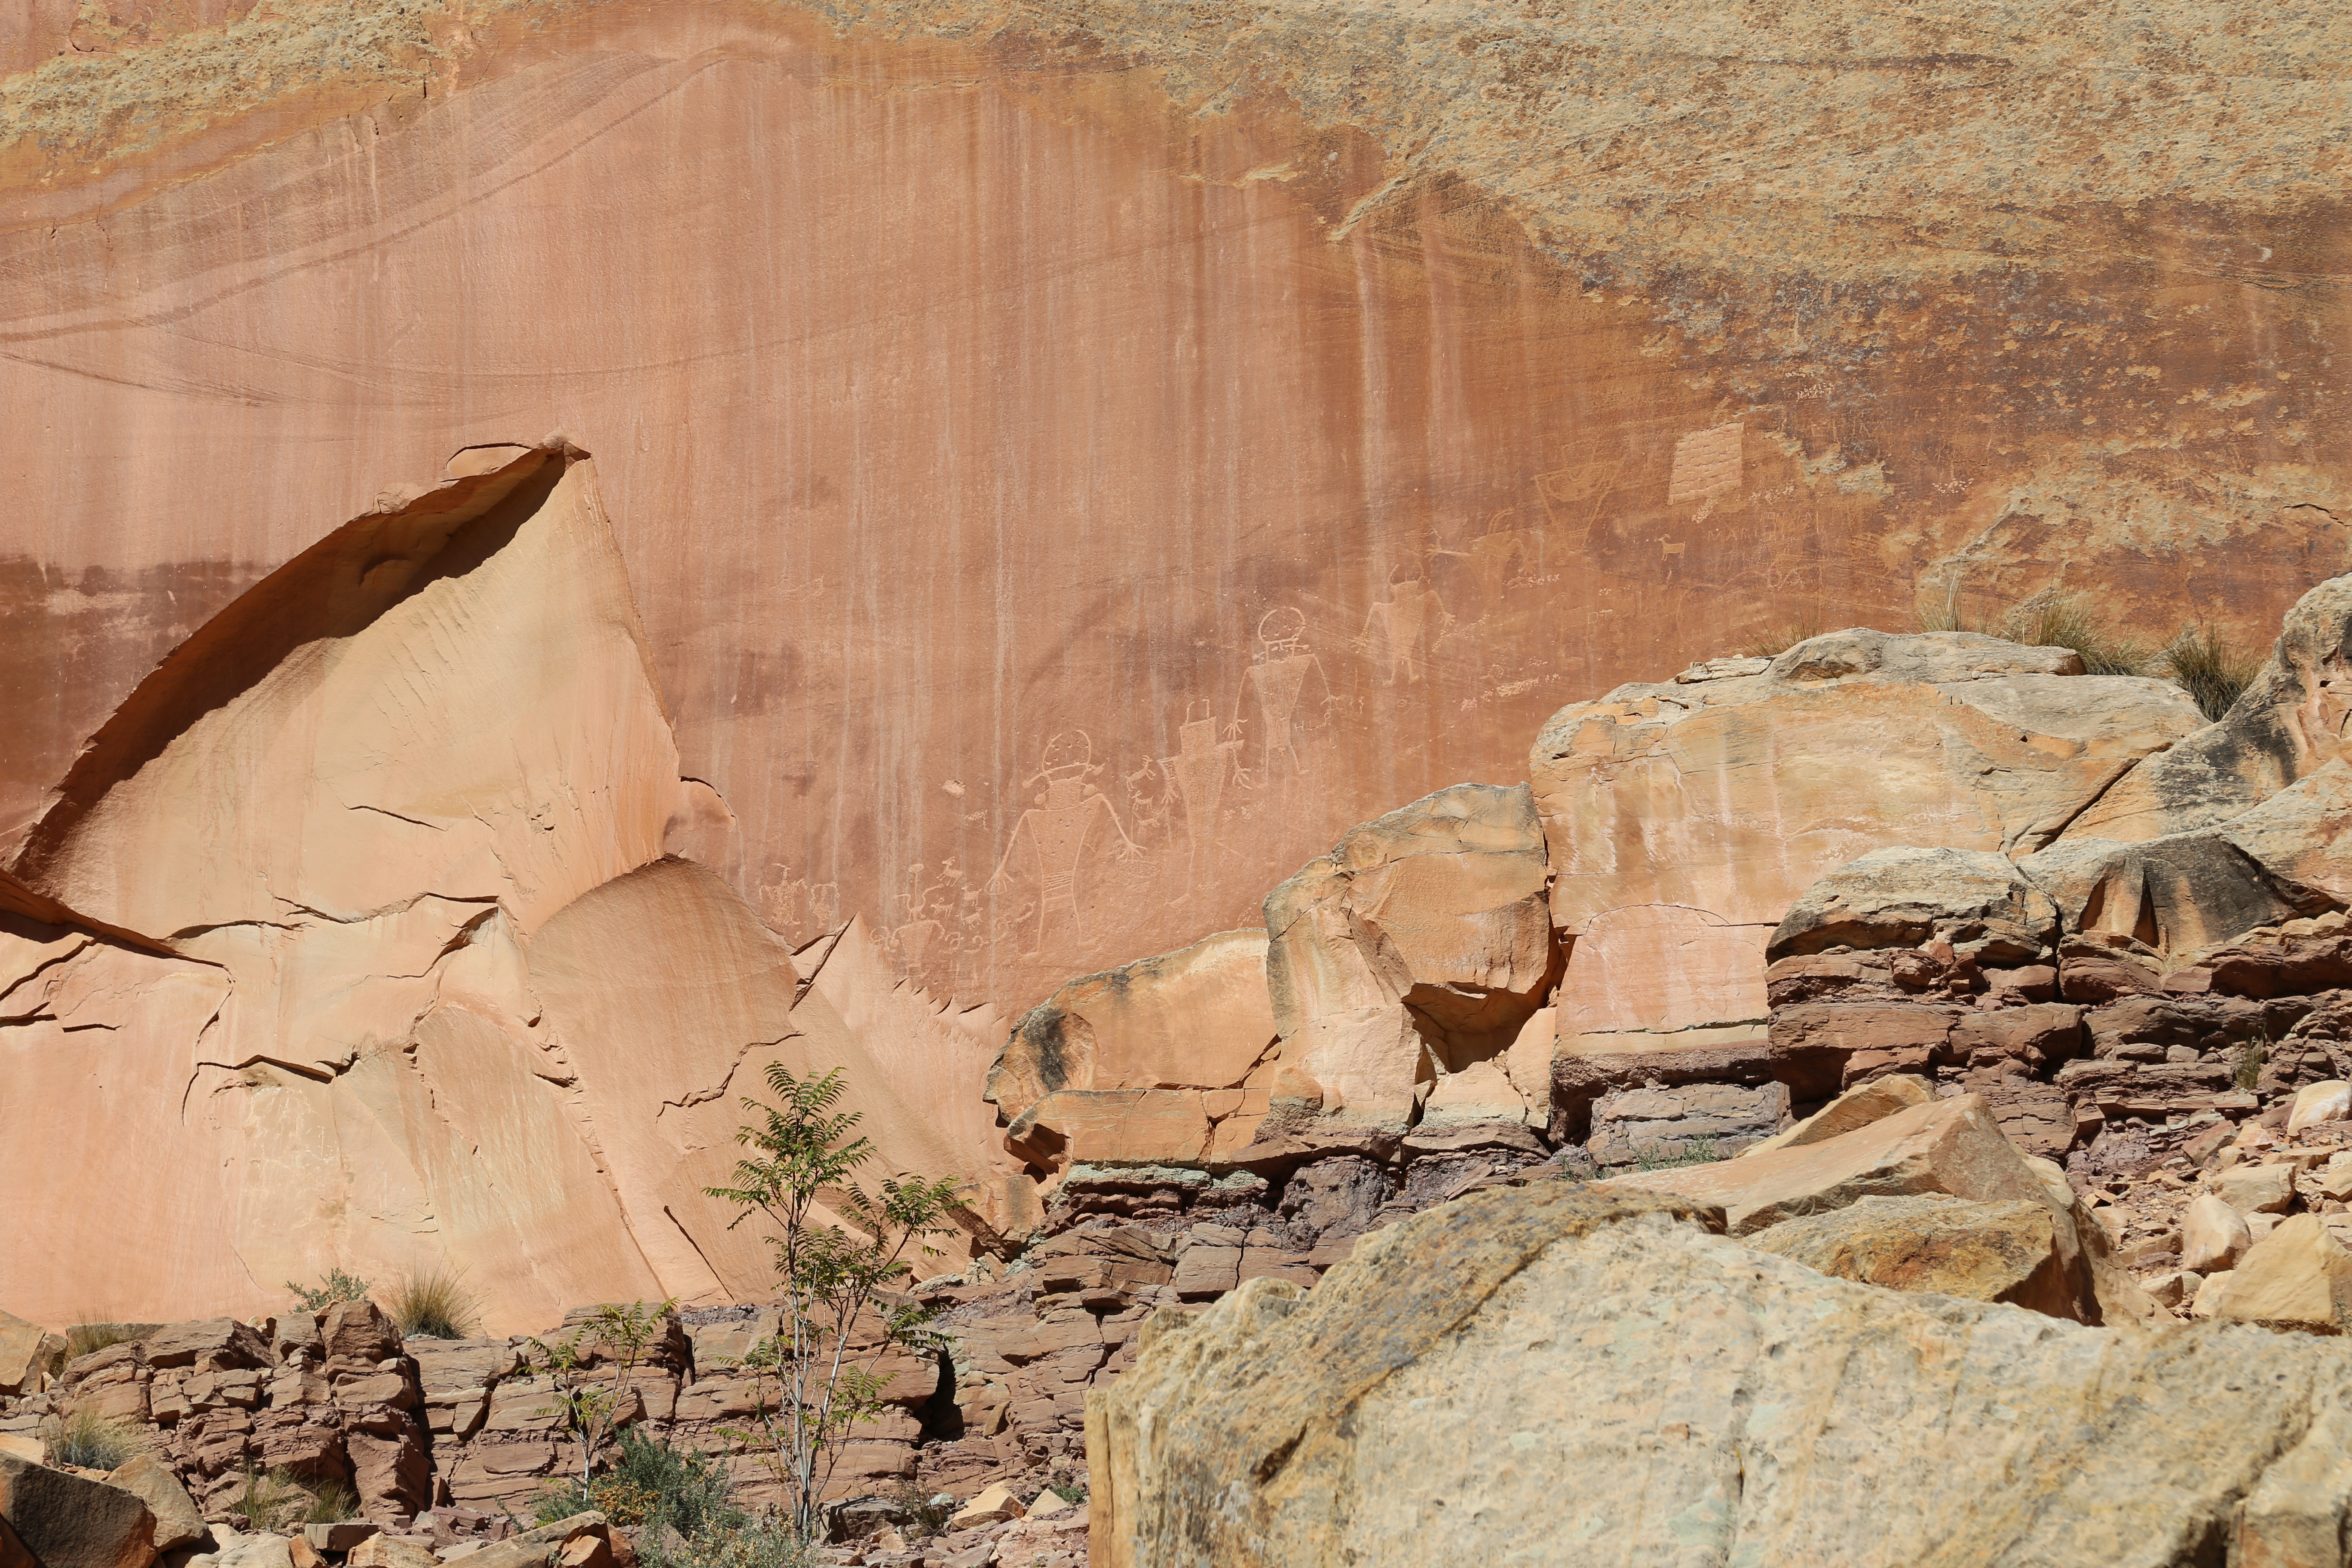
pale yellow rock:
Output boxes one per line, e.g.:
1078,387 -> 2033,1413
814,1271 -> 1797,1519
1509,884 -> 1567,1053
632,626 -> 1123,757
1021,1488 -> 1072,1519
2181,1194 -> 2254,1273
1530,638 -> 2205,1050
1742,1073 -> 1933,1158
2216,1215 -> 2352,1335
103,1455 -> 207,1553
987,928 -> 1277,1126
2193,1270 -> 2238,1319
2214,1163 -> 2300,1216
950,1483 -> 1020,1528
349,1538 -> 439,1568
1089,1188 -> 2352,1568
0,452 -> 991,1327
0,1310 -> 64,1396
0,1436 -> 39,1463
1261,785 -> 1555,1128
2290,1081 -> 2352,1135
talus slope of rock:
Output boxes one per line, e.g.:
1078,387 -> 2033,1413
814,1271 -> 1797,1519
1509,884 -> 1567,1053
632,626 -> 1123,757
1088,1188 -> 2352,1568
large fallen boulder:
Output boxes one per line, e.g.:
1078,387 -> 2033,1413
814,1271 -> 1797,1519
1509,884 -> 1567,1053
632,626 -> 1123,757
0,1314 -> 64,1398
1261,784 -> 1558,1130
985,928 -> 1279,1130
2213,1214 -> 2352,1335
0,1452 -> 159,1568
1766,846 -> 2058,965
1088,1188 -> 2352,1568
100,1457 -> 205,1554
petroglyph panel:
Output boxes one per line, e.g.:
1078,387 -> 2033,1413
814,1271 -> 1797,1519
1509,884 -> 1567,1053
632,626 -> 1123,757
1668,424 -> 1745,508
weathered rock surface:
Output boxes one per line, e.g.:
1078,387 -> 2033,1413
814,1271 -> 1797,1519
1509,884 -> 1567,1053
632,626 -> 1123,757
1531,634 -> 2202,1093
1746,1194 -> 2082,1320
1606,1093 -> 2143,1322
0,1452 -> 157,1568
0,449 -> 1000,1328
7,0 -> 2339,1066
2214,1214 -> 2352,1336
1089,1188 -> 2352,1568
2071,577 -> 2352,843
100,1458 -> 204,1555
1767,845 -> 2058,965
1261,784 -> 1557,1130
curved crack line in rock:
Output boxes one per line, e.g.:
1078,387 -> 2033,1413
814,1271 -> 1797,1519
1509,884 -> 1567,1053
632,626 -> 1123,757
659,1035 -> 795,1118
346,801 -> 447,831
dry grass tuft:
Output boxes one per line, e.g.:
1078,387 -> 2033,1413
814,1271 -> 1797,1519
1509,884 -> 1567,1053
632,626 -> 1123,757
51,1409 -> 144,1469
386,1265 -> 480,1340
1994,591 -> 2153,677
2162,623 -> 2263,722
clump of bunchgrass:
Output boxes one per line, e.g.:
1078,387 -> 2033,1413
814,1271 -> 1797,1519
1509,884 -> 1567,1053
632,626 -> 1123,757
2162,623 -> 2263,722
62,1322 -> 142,1360
384,1265 -> 478,1340
1996,591 -> 2152,677
50,1409 -> 143,1470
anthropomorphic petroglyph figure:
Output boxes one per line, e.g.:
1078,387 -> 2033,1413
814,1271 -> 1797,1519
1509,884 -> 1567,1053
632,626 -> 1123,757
1235,608 -> 1330,784
1363,573 -> 1454,686
987,729 -> 1144,956
1159,700 -> 1245,865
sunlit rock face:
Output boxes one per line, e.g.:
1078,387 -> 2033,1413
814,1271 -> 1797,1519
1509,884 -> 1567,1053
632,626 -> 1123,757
3,0 -> 2345,1026
0,450 -> 1011,1330
2,0 -> 2346,1316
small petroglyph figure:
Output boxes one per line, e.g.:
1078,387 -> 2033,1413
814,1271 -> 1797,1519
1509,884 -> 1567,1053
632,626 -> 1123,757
1668,422 -> 1744,513
1362,573 -> 1454,686
987,729 -> 1144,956
1160,700 -> 1245,865
1237,607 -> 1330,783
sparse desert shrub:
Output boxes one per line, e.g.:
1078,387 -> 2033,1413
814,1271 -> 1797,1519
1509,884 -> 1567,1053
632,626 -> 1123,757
889,1480 -> 955,1537
286,1268 -> 373,1314
50,1409 -> 142,1469
2163,624 -> 2263,722
385,1266 -> 478,1340
1630,1136 -> 1724,1173
654,1521 -> 810,1568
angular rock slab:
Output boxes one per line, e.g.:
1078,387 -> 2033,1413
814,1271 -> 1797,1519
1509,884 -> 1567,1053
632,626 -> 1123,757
1262,784 -> 1557,1128
1605,1092 -> 2147,1322
1767,845 -> 2058,963
1745,1194 -> 2082,1320
986,928 -> 1277,1126
0,1452 -> 157,1568
1089,1189 -> 2352,1568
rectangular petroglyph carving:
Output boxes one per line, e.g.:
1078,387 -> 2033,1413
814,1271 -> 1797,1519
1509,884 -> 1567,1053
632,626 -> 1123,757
1667,423 -> 1744,508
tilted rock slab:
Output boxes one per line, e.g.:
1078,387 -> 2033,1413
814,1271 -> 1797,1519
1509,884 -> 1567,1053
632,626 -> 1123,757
0,446 -> 998,1328
1088,1188 -> 2352,1568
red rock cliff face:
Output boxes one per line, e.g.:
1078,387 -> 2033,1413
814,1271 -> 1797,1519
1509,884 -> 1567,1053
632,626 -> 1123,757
2,1 -> 2344,1054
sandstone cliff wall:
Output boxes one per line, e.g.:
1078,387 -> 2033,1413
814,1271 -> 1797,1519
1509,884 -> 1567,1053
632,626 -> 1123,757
3,0 -> 2344,1028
